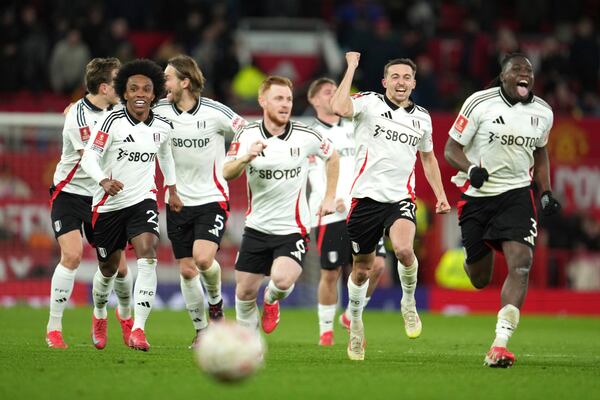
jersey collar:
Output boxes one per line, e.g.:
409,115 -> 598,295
384,95 -> 416,113
260,120 -> 292,140
83,96 -> 104,112
172,98 -> 201,115
125,107 -> 155,126
315,117 -> 343,128
499,86 -> 534,106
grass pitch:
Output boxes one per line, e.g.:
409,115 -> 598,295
1,307 -> 599,400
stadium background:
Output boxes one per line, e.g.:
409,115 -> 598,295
1,0 -> 599,315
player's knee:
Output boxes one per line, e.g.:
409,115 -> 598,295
394,247 -> 414,266
134,243 -> 156,259
271,277 -> 294,291
236,286 -> 258,301
508,254 -> 532,280
465,264 -> 491,289
61,249 -> 82,268
193,254 -> 213,270
179,264 -> 198,279
320,270 -> 339,286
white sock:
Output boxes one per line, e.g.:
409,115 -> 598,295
264,280 -> 294,304
398,258 -> 418,307
492,304 -> 520,348
347,277 -> 369,327
114,268 -> 133,320
318,303 -> 337,335
92,268 -> 116,319
200,259 -> 222,305
47,264 -> 77,332
236,297 -> 258,330
180,274 -> 208,331
344,296 -> 370,320
132,258 -> 157,331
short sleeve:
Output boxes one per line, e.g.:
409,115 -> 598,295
350,92 -> 373,119
448,92 -> 482,146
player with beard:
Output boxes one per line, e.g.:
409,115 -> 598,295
224,76 -> 339,334
445,53 -> 559,367
46,58 -> 134,349
332,53 -> 451,360
155,55 -> 247,347
81,59 -> 182,351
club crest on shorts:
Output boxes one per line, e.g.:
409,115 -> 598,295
352,241 -> 360,253
327,251 -> 339,263
54,220 -> 62,232
98,247 -> 107,258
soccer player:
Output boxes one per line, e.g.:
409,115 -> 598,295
444,53 -> 560,368
81,59 -> 181,351
223,76 -> 339,334
155,54 -> 247,347
46,58 -> 134,349
306,77 -> 387,346
331,52 -> 451,360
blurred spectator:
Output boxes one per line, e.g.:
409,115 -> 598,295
412,55 -> 439,110
359,16 -> 401,92
487,27 -> 520,80
49,29 -> 90,94
100,18 -> 134,62
334,0 -> 384,49
0,163 -> 32,199
174,9 -> 206,54
80,3 -> 110,58
18,4 -> 49,92
458,18 -> 490,91
0,7 -> 20,91
538,37 -> 570,94
569,17 -> 600,95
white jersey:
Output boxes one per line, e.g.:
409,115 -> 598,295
350,92 -> 433,203
80,108 -> 177,213
226,120 -> 334,236
52,97 -> 116,197
448,87 -> 553,197
154,98 -> 246,206
307,118 -> 355,227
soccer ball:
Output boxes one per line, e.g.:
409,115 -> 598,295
195,321 -> 266,382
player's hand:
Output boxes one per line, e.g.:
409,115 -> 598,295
335,198 -> 346,213
169,192 -> 183,213
246,140 -> 267,162
345,52 -> 360,69
318,196 -> 336,216
540,191 -> 561,216
468,165 -> 489,189
100,178 -> 124,196
435,198 -> 451,214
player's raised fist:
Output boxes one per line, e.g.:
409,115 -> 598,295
345,52 -> 360,69
247,140 -> 267,161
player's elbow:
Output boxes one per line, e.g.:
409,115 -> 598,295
330,99 -> 350,117
444,139 -> 459,165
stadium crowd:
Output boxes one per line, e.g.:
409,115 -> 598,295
1,0 -> 599,116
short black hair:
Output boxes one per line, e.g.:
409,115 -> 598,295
114,59 -> 165,106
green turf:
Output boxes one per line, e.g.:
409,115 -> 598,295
1,307 -> 599,400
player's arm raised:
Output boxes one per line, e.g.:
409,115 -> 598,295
223,140 -> 267,181
330,52 -> 360,118
420,150 -> 451,214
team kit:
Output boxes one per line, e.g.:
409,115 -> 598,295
46,53 -> 559,368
